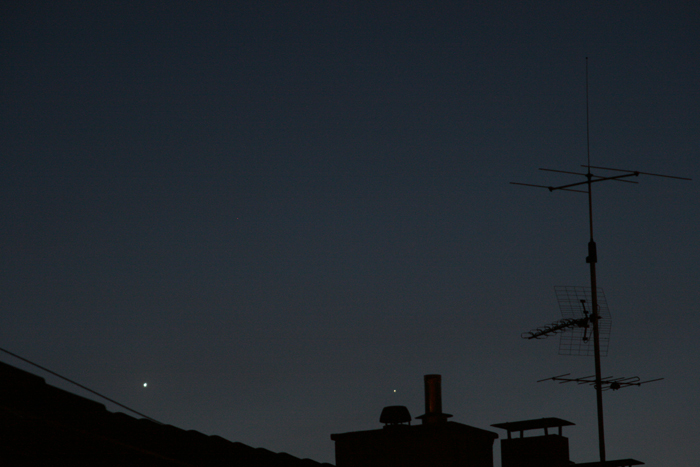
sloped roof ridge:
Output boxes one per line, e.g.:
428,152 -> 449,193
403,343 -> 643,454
1,360 -> 334,466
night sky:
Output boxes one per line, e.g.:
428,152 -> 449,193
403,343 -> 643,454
2,2 -> 698,465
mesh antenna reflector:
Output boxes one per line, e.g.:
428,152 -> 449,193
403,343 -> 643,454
555,286 -> 611,357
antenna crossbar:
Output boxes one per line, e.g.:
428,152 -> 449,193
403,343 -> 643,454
538,373 -> 664,391
509,182 -> 587,193
549,172 -> 639,192
511,171 -> 641,193
581,165 -> 692,181
540,168 -> 639,184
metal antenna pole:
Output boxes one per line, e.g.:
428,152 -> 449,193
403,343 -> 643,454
585,56 -> 606,463
512,58 -> 690,465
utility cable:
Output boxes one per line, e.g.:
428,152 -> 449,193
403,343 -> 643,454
0,345 -> 162,424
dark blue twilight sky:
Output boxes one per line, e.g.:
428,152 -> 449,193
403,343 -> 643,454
2,2 -> 698,465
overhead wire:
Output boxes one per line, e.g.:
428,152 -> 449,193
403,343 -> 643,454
0,345 -> 162,424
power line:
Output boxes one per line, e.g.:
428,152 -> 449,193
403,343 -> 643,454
0,345 -> 162,425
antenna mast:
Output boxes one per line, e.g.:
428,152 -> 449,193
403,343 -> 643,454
584,56 -> 607,463
512,58 -> 691,464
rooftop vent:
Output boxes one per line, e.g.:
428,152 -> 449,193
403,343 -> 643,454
379,406 -> 411,426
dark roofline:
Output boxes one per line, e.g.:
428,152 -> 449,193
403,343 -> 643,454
0,360 -> 333,466
574,459 -> 644,467
331,420 -> 498,441
491,417 -> 575,433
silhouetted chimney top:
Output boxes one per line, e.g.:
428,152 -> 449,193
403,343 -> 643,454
416,374 -> 452,425
380,406 -> 412,427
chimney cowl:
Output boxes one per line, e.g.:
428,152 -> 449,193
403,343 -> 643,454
380,406 -> 412,426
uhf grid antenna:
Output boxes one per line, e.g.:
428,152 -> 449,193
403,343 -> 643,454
522,286 -> 611,357
511,58 -> 691,463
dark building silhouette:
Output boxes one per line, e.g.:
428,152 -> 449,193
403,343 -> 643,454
332,375 -> 646,467
0,360 -> 332,466
330,374 -> 498,467
490,419 -> 644,467
491,417 -> 574,467
2,359 -> 647,467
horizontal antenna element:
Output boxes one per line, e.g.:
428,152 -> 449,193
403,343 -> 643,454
522,317 -> 589,340
581,165 -> 692,181
511,165 -> 691,194
537,373 -> 664,391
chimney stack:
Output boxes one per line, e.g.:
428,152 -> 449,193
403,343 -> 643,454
417,374 -> 452,425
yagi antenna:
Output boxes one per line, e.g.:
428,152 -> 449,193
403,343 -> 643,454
511,58 -> 691,463
538,373 -> 664,392
522,286 -> 611,357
